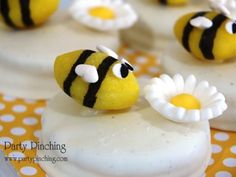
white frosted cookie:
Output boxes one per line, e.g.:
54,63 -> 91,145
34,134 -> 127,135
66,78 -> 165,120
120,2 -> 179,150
121,0 -> 208,51
162,43 -> 236,131
0,3 -> 119,99
38,93 -> 211,177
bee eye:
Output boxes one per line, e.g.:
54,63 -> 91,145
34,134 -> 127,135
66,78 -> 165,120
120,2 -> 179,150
112,63 -> 129,79
226,21 -> 236,34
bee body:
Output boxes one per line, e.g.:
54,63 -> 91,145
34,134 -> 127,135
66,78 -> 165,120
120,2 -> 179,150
0,0 -> 59,29
158,0 -> 188,6
54,49 -> 140,110
174,11 -> 236,62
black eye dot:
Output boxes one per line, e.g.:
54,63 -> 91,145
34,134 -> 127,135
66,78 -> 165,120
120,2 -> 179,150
120,64 -> 129,78
232,23 -> 236,33
124,62 -> 134,71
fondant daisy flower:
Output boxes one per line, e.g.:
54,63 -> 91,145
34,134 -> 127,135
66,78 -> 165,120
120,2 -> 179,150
70,0 -> 138,31
144,74 -> 227,122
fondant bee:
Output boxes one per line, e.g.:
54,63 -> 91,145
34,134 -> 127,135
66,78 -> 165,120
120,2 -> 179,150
54,46 -> 140,110
158,0 -> 188,6
174,10 -> 236,62
0,0 -> 59,29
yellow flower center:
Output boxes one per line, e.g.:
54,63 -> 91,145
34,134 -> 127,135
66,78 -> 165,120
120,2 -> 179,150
170,93 -> 201,110
89,6 -> 116,20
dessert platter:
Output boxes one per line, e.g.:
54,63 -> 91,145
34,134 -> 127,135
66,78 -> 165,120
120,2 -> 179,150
121,0 -> 209,51
38,46 -> 227,177
0,0 -> 137,99
162,0 -> 236,131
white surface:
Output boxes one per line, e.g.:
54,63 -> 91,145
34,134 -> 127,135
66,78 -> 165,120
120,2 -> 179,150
39,93 -> 211,177
121,0 -> 208,51
162,43 -> 236,132
0,6 -> 119,99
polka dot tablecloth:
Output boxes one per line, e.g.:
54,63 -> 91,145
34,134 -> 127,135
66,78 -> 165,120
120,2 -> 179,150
0,46 -> 236,177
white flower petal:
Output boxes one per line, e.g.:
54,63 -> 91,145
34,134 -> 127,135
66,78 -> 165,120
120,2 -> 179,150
184,110 -> 200,122
184,75 -> 197,94
173,74 -> 184,94
200,108 -> 214,120
193,81 -> 209,99
200,86 -> 217,107
160,74 -> 176,97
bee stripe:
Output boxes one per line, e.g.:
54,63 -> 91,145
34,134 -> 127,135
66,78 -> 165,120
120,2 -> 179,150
182,11 -> 207,51
199,14 -> 227,60
83,56 -> 117,108
0,0 -> 17,28
63,50 -> 95,96
159,0 -> 167,5
19,0 -> 34,26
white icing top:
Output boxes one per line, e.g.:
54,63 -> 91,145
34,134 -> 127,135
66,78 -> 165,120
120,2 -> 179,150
39,93 -> 211,177
190,16 -> 213,29
75,64 -> 99,83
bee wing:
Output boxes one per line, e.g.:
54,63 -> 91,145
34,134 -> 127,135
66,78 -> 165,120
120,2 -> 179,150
75,64 -> 99,83
97,45 -> 119,59
190,16 -> 213,29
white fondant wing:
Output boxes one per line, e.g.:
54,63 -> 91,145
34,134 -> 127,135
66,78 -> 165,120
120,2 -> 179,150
97,45 -> 118,59
190,16 -> 213,29
75,64 -> 99,83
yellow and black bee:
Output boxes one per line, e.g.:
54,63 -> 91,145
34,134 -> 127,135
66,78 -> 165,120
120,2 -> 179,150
0,0 -> 59,29
158,0 -> 188,6
54,46 -> 140,110
174,11 -> 236,62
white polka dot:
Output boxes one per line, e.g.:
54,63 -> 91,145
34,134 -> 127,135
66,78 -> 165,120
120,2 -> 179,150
3,95 -> 16,102
10,127 -> 26,136
0,114 -> 15,122
134,65 -> 140,72
230,145 -> 236,154
124,49 -> 134,55
136,57 -> 147,64
20,166 -> 37,176
214,132 -> 229,141
34,107 -> 45,115
12,105 -> 27,113
23,117 -> 38,126
0,103 -> 5,110
215,171 -> 232,177
0,137 -> 13,145
0,125 -> 3,132
22,140 -> 35,150
148,67 -> 160,74
34,130 -> 41,138
208,158 -> 214,166
223,158 -> 236,167
24,99 -> 36,104
212,144 -> 222,154
8,151 -> 25,158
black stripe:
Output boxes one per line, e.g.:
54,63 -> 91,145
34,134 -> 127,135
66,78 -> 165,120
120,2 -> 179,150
182,11 -> 207,51
63,50 -> 95,96
199,14 -> 227,60
19,0 -> 34,26
0,0 -> 17,28
159,0 -> 167,5
83,56 -> 117,108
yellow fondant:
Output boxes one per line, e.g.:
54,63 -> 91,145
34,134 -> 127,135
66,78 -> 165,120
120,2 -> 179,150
171,93 -> 201,110
159,0 -> 188,6
174,11 -> 236,62
54,50 -> 139,110
0,0 -> 60,29
89,6 -> 116,20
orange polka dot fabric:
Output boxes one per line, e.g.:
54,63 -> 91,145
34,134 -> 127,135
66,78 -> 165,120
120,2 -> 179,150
0,46 -> 235,177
